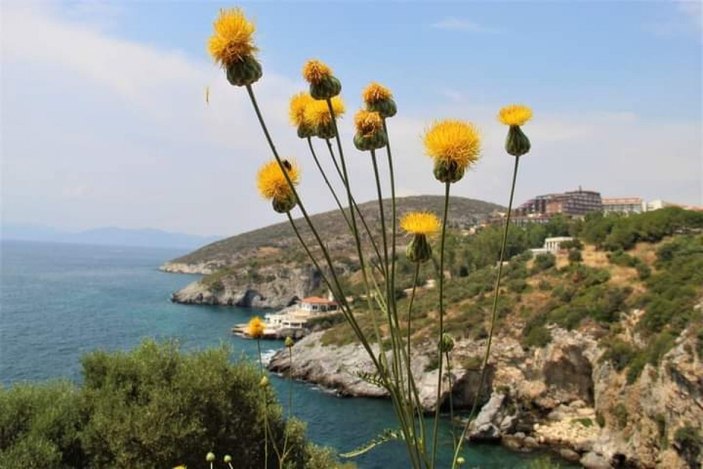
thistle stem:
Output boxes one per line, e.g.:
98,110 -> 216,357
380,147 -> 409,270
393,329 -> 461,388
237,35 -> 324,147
430,181 -> 451,466
446,351 -> 456,452
372,148 -> 405,419
244,84 -> 383,379
383,118 -> 399,352
307,137 -> 351,231
288,347 -> 293,418
324,139 -> 385,280
406,262 -> 428,462
370,150 -> 391,313
451,155 -> 521,468
257,338 -> 269,469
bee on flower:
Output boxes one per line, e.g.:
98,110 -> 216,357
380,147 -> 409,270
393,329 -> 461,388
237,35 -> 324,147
256,160 -> 300,213
498,104 -> 532,157
401,212 -> 440,263
423,120 -> 481,184
208,8 -> 262,86
302,59 -> 342,100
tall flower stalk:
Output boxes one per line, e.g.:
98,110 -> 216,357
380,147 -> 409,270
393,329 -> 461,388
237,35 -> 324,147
422,119 -> 481,466
451,104 -> 532,467
207,8 -> 534,468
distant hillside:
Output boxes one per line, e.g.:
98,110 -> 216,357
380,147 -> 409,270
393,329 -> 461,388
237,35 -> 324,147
1,224 -> 221,249
166,195 -> 503,269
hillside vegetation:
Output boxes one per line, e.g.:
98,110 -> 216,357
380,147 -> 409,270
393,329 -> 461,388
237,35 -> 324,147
168,195 -> 503,269
321,207 -> 703,382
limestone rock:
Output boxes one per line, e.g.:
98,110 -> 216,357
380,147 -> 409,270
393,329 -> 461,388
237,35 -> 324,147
580,451 -> 611,469
171,263 -> 325,308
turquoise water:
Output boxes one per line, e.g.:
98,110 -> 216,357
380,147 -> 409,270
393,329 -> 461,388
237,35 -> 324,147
0,240 -> 564,468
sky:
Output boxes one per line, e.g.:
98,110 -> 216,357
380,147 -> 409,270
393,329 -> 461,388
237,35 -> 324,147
1,0 -> 701,237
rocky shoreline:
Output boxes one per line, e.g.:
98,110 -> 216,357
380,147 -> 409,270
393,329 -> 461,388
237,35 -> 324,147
269,325 -> 702,468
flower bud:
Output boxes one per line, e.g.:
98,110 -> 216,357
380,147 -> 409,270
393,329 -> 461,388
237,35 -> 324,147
315,121 -> 337,140
433,159 -> 465,184
272,192 -> 297,214
505,125 -> 531,157
225,55 -> 262,87
310,76 -> 342,100
206,452 -> 216,462
259,376 -> 269,387
367,98 -> 397,119
296,124 -> 315,139
440,333 -> 455,353
353,130 -> 388,152
284,336 -> 294,348
353,109 -> 387,151
406,234 -> 432,264
456,456 -> 466,466
224,455 -> 233,463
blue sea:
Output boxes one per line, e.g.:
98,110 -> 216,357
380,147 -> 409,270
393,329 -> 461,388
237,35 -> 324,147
0,240 -> 567,468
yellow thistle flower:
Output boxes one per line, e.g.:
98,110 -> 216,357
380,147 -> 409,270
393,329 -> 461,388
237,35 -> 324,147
302,59 -> 333,84
256,160 -> 300,201
207,8 -> 257,67
354,110 -> 383,137
423,119 -> 481,169
303,96 -> 345,128
400,212 -> 441,236
289,92 -> 314,127
246,316 -> 265,339
498,104 -> 532,126
362,82 -> 393,105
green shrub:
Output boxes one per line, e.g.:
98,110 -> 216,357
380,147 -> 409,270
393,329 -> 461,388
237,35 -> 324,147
560,238 -> 583,250
626,354 -> 647,384
572,417 -> 593,428
601,339 -> 636,371
522,316 -> 552,348
568,249 -> 582,263
636,263 -> 651,280
607,250 -> 638,267
0,381 -> 84,468
613,403 -> 629,429
674,425 -> 702,467
595,411 -> 605,428
507,278 -> 528,293
532,253 -> 556,273
0,341 -> 339,469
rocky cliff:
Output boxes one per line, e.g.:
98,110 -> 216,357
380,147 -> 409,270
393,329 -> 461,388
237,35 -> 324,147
269,320 -> 703,468
170,262 -> 328,309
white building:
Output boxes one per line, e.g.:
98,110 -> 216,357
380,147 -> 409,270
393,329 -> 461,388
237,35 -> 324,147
531,236 -> 574,255
602,197 -> 646,215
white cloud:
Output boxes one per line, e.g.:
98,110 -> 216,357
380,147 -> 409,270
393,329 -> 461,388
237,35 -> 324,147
430,18 -> 501,34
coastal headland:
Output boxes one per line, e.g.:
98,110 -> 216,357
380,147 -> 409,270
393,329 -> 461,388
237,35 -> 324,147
163,199 -> 703,468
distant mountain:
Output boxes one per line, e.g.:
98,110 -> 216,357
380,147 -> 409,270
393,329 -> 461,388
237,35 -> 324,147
1,224 -> 221,249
